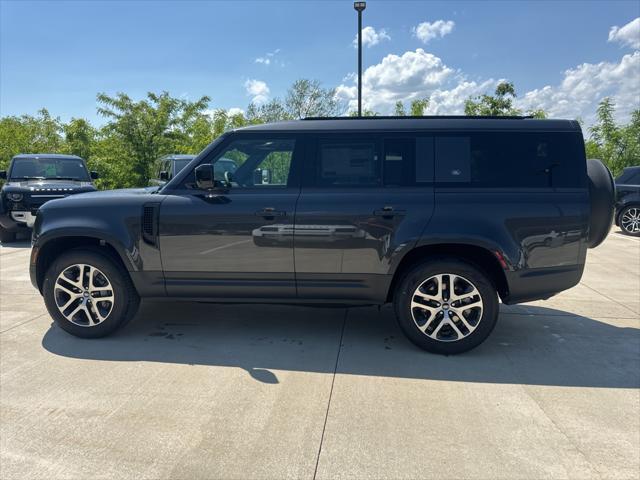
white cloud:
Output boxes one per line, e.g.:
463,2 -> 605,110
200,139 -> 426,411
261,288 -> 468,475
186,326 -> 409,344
244,79 -> 270,105
254,49 -> 282,66
335,48 -> 455,114
353,26 -> 390,48
412,20 -> 455,44
517,51 -> 640,124
227,107 -> 245,117
608,17 -> 640,50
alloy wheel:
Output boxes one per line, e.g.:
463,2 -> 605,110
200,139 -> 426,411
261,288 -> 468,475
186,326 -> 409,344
54,264 -> 115,327
621,207 -> 640,234
410,273 -> 484,342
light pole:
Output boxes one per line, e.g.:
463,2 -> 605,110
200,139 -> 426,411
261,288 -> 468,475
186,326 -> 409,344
354,1 -> 366,117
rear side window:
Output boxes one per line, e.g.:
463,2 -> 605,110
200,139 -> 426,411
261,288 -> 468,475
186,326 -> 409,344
383,138 -> 415,186
435,132 -> 586,188
318,140 -> 380,186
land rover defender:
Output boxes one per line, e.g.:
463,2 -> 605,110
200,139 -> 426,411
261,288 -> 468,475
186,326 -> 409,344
29,117 -> 615,354
0,154 -> 98,243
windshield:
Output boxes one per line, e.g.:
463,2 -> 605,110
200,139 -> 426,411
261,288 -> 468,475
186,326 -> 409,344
9,157 -> 90,181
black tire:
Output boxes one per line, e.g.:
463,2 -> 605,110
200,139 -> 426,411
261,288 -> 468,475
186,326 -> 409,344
619,205 -> 640,237
393,257 -> 499,355
43,248 -> 140,338
0,227 -> 16,243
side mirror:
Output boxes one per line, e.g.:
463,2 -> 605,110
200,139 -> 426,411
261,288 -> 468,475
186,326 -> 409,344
90,171 -> 99,180
195,164 -> 215,190
159,171 -> 169,181
0,171 -> 6,179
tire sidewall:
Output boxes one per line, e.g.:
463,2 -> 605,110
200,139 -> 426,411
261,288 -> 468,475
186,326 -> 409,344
394,258 -> 499,355
43,249 -> 133,338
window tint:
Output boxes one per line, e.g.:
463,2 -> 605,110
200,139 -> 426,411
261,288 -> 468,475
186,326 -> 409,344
435,132 -> 586,188
435,137 -> 471,183
415,137 -> 434,183
208,138 -> 295,188
383,138 -> 415,186
318,140 -> 380,186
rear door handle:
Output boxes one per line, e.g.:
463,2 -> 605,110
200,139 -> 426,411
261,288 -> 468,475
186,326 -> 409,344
256,208 -> 286,218
373,207 -> 406,218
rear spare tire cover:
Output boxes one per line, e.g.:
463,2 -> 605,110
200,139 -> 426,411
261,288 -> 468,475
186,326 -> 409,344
586,159 -> 615,248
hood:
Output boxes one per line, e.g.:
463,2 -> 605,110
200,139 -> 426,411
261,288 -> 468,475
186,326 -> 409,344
38,186 -> 163,213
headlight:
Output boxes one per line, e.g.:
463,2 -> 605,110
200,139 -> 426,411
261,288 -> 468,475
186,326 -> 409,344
7,193 -> 23,202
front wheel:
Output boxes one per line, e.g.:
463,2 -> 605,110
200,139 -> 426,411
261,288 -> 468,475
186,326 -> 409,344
43,248 -> 140,338
394,258 -> 499,355
619,206 -> 640,236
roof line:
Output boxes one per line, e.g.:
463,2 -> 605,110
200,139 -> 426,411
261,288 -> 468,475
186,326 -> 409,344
303,115 -> 534,121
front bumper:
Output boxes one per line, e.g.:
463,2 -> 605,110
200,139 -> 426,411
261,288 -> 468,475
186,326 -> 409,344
0,212 -> 30,232
10,211 -> 37,228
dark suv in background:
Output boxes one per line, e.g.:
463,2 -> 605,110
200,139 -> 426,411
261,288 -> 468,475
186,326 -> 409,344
0,154 -> 98,243
614,165 -> 640,236
149,154 -> 196,187
29,117 -> 615,354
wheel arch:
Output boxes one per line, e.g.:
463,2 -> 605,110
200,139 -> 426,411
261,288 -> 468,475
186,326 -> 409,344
33,236 -> 132,293
386,243 -> 509,303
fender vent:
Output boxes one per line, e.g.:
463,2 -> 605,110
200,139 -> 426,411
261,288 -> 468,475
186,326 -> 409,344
142,203 -> 159,246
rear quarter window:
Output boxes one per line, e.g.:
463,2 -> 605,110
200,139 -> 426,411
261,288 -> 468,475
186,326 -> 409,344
434,132 -> 586,188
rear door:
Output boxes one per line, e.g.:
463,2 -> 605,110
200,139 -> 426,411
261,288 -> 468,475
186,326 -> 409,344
293,133 -> 435,302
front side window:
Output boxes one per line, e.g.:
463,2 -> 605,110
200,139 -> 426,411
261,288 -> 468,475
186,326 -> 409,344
318,139 -> 380,187
9,157 -> 90,181
211,138 -> 295,188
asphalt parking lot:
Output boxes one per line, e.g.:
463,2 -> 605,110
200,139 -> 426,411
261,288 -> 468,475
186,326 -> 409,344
1,230 -> 638,480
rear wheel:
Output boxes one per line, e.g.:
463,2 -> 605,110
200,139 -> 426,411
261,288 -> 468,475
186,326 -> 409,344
619,205 -> 640,236
394,258 -> 499,355
43,248 -> 140,338
0,227 -> 16,243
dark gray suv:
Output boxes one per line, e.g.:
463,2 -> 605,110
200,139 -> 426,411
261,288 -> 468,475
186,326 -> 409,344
29,117 -> 615,354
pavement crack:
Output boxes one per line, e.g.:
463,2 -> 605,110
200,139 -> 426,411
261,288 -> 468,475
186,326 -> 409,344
312,308 -> 348,480
0,313 -> 48,334
580,281 -> 639,317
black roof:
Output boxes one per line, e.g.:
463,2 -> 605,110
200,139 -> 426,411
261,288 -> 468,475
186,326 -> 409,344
12,153 -> 85,160
237,116 -> 580,133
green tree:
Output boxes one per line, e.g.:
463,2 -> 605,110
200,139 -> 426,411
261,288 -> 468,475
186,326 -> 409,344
394,98 -> 429,116
464,81 -> 521,116
587,98 -> 640,176
0,109 -> 65,170
63,118 -> 96,161
96,91 -> 210,185
284,79 -> 340,119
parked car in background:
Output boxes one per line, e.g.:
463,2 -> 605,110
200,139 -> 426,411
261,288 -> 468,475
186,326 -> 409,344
0,154 -> 97,243
614,165 -> 640,236
149,154 -> 196,187
29,117 -> 615,354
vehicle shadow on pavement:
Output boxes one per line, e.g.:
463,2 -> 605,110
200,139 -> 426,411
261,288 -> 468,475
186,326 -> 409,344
41,302 -> 639,389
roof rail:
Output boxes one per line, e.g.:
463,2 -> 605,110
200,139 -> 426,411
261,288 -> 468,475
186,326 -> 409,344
302,115 -> 534,121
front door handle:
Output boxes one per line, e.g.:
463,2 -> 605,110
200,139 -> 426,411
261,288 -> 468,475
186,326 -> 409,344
256,208 -> 286,218
373,207 -> 406,218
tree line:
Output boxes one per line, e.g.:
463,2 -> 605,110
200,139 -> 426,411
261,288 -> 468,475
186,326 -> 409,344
0,79 -> 637,189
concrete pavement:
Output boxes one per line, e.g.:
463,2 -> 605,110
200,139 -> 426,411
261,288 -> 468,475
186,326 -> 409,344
1,230 -> 638,479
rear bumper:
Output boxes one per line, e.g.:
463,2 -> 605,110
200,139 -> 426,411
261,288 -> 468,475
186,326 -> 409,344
502,264 -> 584,304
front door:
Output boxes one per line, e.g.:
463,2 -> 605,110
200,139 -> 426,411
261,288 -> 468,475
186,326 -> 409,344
159,134 -> 302,298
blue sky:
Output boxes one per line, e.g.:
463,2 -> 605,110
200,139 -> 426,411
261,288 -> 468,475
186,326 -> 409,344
1,0 -> 639,125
